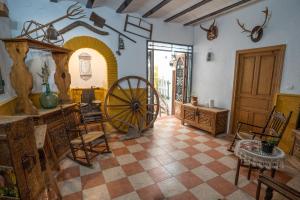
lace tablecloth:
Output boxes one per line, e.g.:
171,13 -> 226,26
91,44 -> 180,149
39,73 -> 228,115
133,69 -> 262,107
234,140 -> 285,169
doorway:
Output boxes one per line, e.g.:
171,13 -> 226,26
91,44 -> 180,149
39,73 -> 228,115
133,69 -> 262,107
147,41 -> 193,118
230,45 -> 286,134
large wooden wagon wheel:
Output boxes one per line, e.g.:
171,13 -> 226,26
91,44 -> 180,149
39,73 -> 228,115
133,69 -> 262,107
104,76 -> 159,135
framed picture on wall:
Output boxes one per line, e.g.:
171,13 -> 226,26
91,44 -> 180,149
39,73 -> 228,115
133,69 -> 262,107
0,65 -> 4,94
79,52 -> 92,81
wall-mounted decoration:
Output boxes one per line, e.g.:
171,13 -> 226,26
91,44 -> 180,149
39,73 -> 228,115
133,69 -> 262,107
237,7 -> 271,43
17,3 -> 86,46
0,65 -> 4,94
200,19 -> 218,41
0,2 -> 9,17
78,52 -> 92,80
38,62 -> 58,109
59,21 -> 109,36
124,15 -> 153,40
90,12 -> 136,56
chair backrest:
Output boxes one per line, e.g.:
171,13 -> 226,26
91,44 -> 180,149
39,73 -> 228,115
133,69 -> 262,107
81,87 -> 96,104
60,104 -> 88,133
264,108 -> 292,145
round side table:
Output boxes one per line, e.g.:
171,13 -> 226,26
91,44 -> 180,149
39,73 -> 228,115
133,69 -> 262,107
234,139 -> 285,199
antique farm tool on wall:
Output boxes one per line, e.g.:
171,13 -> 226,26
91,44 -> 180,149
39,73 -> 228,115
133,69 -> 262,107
200,19 -> 218,41
17,3 -> 86,45
124,15 -> 153,40
59,21 -> 109,36
104,76 -> 159,140
116,34 -> 125,56
237,7 -> 271,42
90,12 -> 136,43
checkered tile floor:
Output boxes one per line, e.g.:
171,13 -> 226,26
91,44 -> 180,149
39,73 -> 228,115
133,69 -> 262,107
57,117 -> 296,200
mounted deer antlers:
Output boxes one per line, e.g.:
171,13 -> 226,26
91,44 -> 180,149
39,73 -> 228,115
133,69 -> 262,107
237,7 -> 271,42
200,19 -> 218,41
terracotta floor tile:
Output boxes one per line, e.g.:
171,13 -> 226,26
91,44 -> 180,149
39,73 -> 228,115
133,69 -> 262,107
99,157 -> 119,170
182,146 -> 199,156
141,142 -> 158,149
186,132 -> 201,138
81,172 -> 105,190
62,191 -> 82,200
137,184 -> 164,200
207,176 -> 237,196
132,151 -> 151,160
274,170 -> 292,183
204,140 -> 221,148
122,162 -> 144,176
242,182 -> 260,198
112,147 -> 130,156
206,160 -> 231,175
184,138 -> 199,146
57,166 -> 80,182
123,139 -> 138,146
205,149 -> 225,159
176,171 -> 203,189
180,157 -> 201,170
106,178 -> 134,199
148,166 -> 172,182
168,191 -> 198,200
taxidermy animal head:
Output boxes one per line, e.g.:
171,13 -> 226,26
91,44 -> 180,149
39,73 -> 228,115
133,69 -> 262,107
200,19 -> 218,41
237,7 -> 271,42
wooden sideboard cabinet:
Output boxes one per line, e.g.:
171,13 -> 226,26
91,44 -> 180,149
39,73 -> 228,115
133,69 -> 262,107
181,104 -> 229,136
0,116 -> 44,200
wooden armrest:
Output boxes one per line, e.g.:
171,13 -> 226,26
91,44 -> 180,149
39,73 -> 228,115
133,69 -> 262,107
258,174 -> 300,199
238,121 -> 264,129
249,131 -> 280,138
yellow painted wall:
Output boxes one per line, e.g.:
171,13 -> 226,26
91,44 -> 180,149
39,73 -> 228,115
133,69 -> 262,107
276,93 -> 300,153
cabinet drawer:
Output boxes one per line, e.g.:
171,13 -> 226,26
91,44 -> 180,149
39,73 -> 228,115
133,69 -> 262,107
183,107 -> 197,122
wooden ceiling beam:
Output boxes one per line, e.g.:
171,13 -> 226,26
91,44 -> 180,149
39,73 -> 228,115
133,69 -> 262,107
164,0 -> 212,22
116,0 -> 134,13
184,0 -> 251,26
86,0 -> 95,8
143,0 -> 173,18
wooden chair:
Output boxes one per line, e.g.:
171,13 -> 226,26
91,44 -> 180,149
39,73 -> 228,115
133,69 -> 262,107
81,87 -> 102,123
228,106 -> 292,152
61,104 -> 110,167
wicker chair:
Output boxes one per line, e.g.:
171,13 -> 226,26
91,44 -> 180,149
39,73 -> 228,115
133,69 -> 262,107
228,106 -> 292,152
61,104 -> 110,167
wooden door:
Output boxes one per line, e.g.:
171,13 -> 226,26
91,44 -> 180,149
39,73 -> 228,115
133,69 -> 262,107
174,54 -> 188,119
230,45 -> 286,134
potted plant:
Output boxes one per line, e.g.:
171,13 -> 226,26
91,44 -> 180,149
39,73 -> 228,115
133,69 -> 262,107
261,138 -> 277,154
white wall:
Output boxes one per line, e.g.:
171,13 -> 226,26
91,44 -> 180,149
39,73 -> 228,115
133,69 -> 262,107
69,48 -> 107,88
192,0 -> 300,111
0,0 -> 193,103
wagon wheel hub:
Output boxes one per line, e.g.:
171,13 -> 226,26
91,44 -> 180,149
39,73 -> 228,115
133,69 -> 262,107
131,101 -> 140,112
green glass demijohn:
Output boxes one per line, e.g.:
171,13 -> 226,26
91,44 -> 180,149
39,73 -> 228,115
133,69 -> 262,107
39,83 -> 58,109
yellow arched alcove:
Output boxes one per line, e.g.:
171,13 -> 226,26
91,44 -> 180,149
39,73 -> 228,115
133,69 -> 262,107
64,36 -> 118,89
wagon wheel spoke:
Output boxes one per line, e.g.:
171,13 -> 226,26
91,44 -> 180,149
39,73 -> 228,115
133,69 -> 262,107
109,109 -> 130,121
110,93 -> 131,104
106,104 -> 131,108
117,83 -> 132,102
116,111 -> 132,130
127,78 -> 135,100
135,79 -> 141,100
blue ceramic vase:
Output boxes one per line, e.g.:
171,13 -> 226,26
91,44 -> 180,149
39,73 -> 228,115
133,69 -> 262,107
39,83 -> 58,109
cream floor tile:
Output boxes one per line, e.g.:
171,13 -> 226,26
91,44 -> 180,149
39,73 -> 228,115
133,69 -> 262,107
194,136 -> 210,143
58,177 -> 82,196
110,141 -> 126,149
190,183 -> 223,200
193,143 -> 212,152
221,170 -> 250,188
139,158 -> 161,170
102,166 -> 126,182
112,192 -> 140,200
218,156 -> 237,169
82,185 -> 110,200
175,134 -> 190,140
168,150 -> 189,160
172,141 -> 189,149
127,144 -> 144,153
147,147 -> 165,156
192,153 -> 214,164
226,189 -> 254,200
116,154 -> 137,165
191,166 -> 218,181
164,161 -> 188,176
128,172 -> 155,190
157,177 -> 187,198
177,128 -> 191,134
80,162 -> 101,176
136,137 -> 151,143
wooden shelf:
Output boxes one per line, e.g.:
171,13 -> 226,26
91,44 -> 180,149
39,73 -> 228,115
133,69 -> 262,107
1,38 -> 71,53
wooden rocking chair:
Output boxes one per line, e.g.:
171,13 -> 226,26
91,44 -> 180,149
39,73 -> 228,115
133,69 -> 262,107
61,104 -> 110,167
228,106 -> 292,152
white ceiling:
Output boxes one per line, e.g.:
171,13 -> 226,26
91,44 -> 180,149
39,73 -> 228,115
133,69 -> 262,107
57,0 -> 258,26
